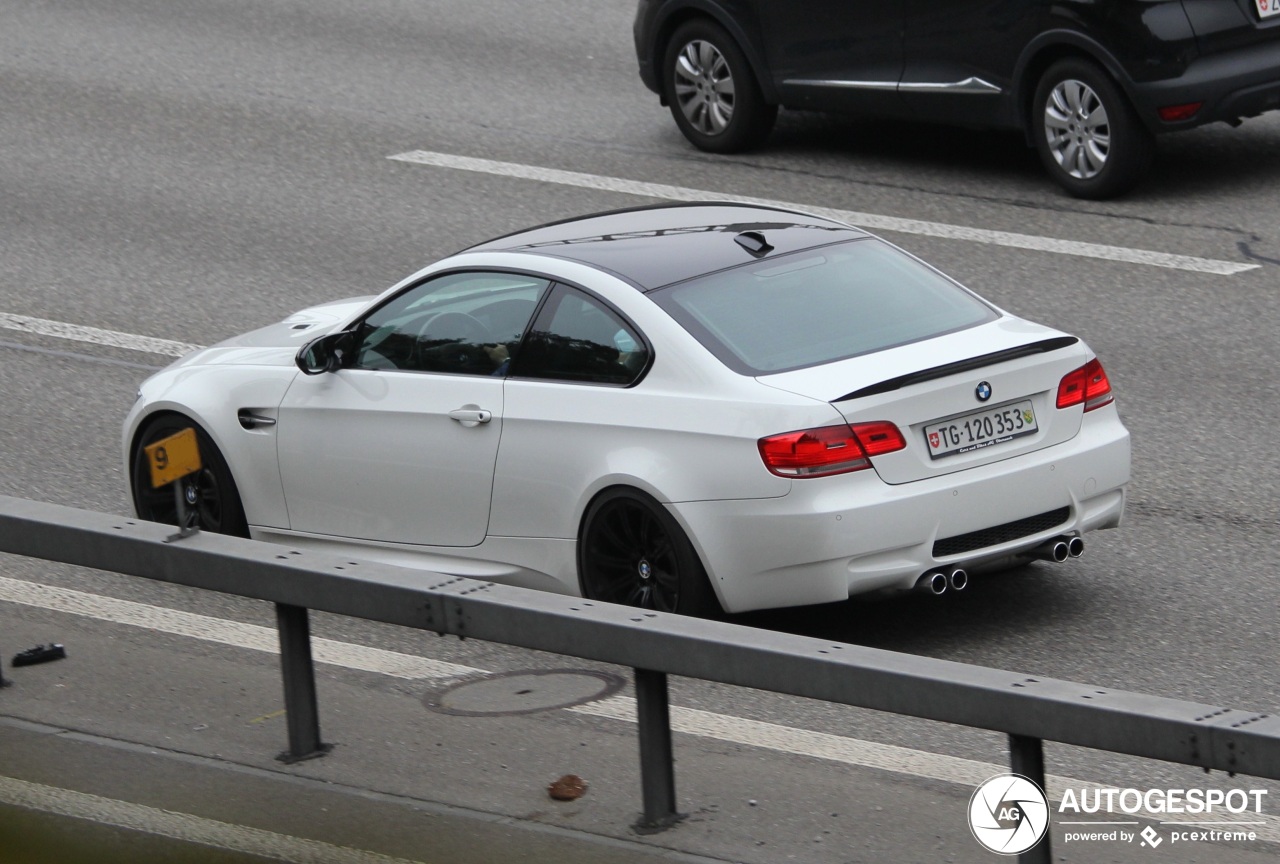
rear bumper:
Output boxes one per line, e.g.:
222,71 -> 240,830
1132,38 -> 1280,130
672,406 -> 1130,614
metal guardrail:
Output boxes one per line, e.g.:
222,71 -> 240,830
3,493 -> 1280,862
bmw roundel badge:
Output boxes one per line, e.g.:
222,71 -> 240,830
975,381 -> 992,402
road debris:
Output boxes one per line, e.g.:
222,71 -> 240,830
12,644 -> 66,667
547,774 -> 588,801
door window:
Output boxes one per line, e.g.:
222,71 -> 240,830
353,272 -> 550,375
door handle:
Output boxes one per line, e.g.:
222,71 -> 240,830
448,407 -> 493,427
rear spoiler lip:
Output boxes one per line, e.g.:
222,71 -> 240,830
835,336 -> 1081,402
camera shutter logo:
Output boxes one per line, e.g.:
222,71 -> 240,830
968,773 -> 1050,855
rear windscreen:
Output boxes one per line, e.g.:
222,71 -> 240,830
652,238 -> 998,374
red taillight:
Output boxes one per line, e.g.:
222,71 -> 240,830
1158,102 -> 1203,123
758,421 -> 905,478
1056,358 -> 1114,412
853,420 -> 908,457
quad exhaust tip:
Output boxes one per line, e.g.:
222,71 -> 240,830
1032,535 -> 1085,563
917,571 -> 949,595
916,568 -> 968,596
916,535 -> 1080,597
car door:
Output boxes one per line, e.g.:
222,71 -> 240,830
276,271 -> 550,547
759,0 -> 906,114
899,0 -> 1043,128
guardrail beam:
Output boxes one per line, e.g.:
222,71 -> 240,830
5,494 -> 1280,857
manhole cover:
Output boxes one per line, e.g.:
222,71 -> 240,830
426,669 -> 625,717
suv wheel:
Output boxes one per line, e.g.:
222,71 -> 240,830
662,19 -> 776,153
1032,58 -> 1154,199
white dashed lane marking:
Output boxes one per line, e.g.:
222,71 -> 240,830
389,150 -> 1259,277
0,312 -> 198,357
0,151 -> 1258,358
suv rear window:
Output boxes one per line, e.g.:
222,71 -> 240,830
652,238 -> 998,374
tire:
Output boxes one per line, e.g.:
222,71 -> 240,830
662,19 -> 777,153
131,415 -> 249,538
1031,58 -> 1155,200
578,488 -> 722,617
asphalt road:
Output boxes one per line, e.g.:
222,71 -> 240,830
4,0 -> 1280,861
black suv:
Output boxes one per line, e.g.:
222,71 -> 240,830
634,0 -> 1280,198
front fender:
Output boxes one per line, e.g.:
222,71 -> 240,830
124,365 -> 301,530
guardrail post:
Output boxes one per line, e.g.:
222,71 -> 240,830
1009,733 -> 1051,864
275,603 -> 328,763
633,667 -> 681,832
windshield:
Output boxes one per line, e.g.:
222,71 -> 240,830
652,238 -> 998,374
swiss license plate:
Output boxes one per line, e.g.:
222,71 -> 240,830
925,400 -> 1037,459
1259,0 -> 1280,18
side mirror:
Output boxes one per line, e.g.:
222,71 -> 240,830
296,332 -> 351,375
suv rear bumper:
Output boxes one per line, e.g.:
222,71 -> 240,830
1131,38 -> 1280,130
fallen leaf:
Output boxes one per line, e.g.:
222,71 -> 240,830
547,774 -> 588,801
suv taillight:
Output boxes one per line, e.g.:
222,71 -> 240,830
759,421 -> 905,478
1057,358 -> 1114,412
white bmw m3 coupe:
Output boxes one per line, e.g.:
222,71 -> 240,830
125,203 -> 1129,615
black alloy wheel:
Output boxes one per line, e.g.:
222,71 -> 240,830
1031,57 -> 1155,199
579,489 -> 720,617
131,415 -> 249,537
662,19 -> 777,153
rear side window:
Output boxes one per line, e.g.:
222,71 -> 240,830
512,286 -> 649,385
652,238 -> 997,374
